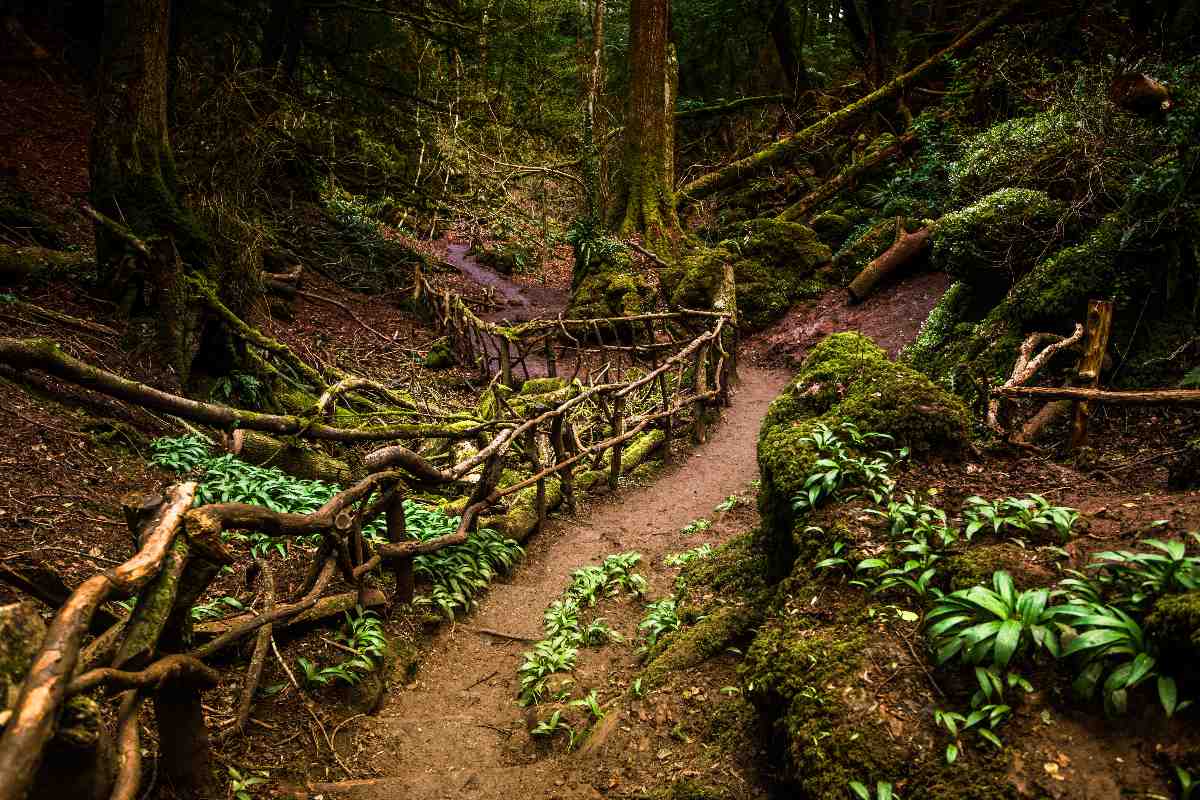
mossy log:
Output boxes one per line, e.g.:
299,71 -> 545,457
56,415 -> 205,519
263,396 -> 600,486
674,94 -> 786,120
777,131 -> 917,223
230,430 -> 351,483
676,0 -> 1026,204
484,478 -> 564,543
0,244 -> 88,285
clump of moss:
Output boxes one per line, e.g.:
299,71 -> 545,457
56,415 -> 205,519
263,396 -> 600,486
931,188 -> 1071,291
662,221 -> 830,328
1146,591 -> 1200,682
570,266 -> 654,319
809,211 -> 853,248
943,543 -> 1050,591
468,240 -> 533,275
423,337 -> 457,369
757,333 -> 968,577
740,616 -> 902,797
641,604 -> 760,688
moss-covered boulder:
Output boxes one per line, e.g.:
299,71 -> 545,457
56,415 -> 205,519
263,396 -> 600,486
423,337 -> 457,369
570,265 -> 655,319
949,111 -> 1088,204
809,211 -> 853,248
931,188 -> 1071,290
1146,591 -> 1200,683
758,333 -> 968,577
469,240 -> 533,275
663,220 -> 831,329
907,213 -> 1135,407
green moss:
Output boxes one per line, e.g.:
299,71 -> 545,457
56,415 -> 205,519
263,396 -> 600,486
943,544 -> 1047,591
520,377 -> 567,395
0,602 -> 46,704
931,188 -> 1071,290
629,460 -> 662,483
740,616 -> 902,797
484,477 -> 563,542
423,337 -> 457,369
664,221 -> 831,328
757,333 -> 968,578
950,112 -> 1084,203
809,211 -> 853,248
1146,592 -> 1200,679
642,605 -> 759,688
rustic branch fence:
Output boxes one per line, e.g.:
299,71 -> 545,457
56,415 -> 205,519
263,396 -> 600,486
0,261 -> 738,800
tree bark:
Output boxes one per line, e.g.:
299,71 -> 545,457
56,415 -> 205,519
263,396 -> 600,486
611,0 -> 680,251
995,386 -> 1200,405
768,0 -> 808,97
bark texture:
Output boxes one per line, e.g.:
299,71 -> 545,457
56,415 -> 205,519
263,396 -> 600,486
612,0 -> 680,250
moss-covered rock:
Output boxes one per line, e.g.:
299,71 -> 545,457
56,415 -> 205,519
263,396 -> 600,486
570,268 -> 655,319
740,614 -> 903,797
642,604 -> 759,688
931,188 -> 1071,290
949,111 -> 1088,204
469,240 -> 533,275
663,221 -> 831,329
423,337 -> 457,369
0,601 -> 45,707
758,333 -> 968,578
1146,591 -> 1200,682
943,543 -> 1052,591
809,211 -> 853,248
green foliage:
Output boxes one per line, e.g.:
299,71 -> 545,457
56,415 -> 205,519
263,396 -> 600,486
714,495 -> 740,513
639,599 -> 681,651
297,607 -> 387,688
926,572 -> 1065,669
848,780 -> 896,800
518,552 -> 646,706
210,371 -> 267,408
665,544 -> 714,568
530,708 -> 577,747
961,495 -> 1078,542
789,422 -> 905,514
568,688 -> 605,722
227,766 -> 268,800
681,518 -> 712,535
149,435 -> 212,473
1087,534 -> 1200,610
190,596 -> 244,621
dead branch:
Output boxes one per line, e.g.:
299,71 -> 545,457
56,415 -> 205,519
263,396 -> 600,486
994,386 -> 1200,405
987,325 -> 1084,431
67,654 -> 220,697
234,561 -> 275,735
0,482 -> 196,800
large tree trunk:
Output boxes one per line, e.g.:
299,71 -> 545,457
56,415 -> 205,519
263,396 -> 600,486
610,0 -> 680,251
582,0 -> 606,222
91,0 -> 259,385
768,0 -> 808,98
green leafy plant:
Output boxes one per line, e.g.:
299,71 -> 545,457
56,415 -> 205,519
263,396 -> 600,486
638,599 -> 680,651
228,766 -> 268,800
149,435 -> 212,473
1057,600 -> 1186,717
848,780 -> 896,800
664,544 -> 713,567
296,607 -> 387,688
681,518 -> 711,534
791,423 -> 906,514
926,571 -> 1067,668
1176,766 -> 1197,800
568,689 -> 605,721
714,495 -> 740,512
530,708 -> 577,747
961,495 -> 1078,541
1087,534 -> 1200,609
518,636 -> 579,706
191,596 -> 245,621
211,371 -> 267,407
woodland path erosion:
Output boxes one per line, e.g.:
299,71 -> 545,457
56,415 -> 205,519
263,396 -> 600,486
315,365 -> 788,800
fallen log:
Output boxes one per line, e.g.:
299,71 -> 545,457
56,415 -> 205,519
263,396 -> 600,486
0,337 -> 487,442
675,94 -> 786,121
846,224 -> 932,303
995,386 -> 1200,405
230,430 -> 351,483
777,131 -> 918,223
676,0 -> 1026,204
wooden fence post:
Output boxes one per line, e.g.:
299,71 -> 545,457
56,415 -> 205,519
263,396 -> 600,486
609,395 -> 624,490
525,429 -> 546,534
499,336 -> 514,387
385,492 -> 413,607
693,343 -> 709,444
551,416 -> 575,512
1071,299 -> 1114,451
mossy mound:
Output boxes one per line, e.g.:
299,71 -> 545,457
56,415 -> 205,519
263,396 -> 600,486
931,188 -> 1071,290
1146,591 -> 1200,683
943,543 -> 1052,591
423,337 -> 457,369
569,263 -> 654,319
809,211 -> 853,248
740,614 -> 902,797
907,213 -> 1138,407
663,220 -> 831,329
757,332 -> 969,577
468,240 -> 533,275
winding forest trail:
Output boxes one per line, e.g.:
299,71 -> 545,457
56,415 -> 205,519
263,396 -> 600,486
321,365 -> 788,799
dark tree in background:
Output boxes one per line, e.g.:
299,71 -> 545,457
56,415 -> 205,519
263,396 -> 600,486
90,0 -> 259,385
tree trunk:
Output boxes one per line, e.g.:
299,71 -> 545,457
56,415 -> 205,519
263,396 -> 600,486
262,0 -> 306,81
91,0 -> 259,385
611,0 -> 680,251
846,224 -> 931,303
582,0 -> 606,223
768,0 -> 808,98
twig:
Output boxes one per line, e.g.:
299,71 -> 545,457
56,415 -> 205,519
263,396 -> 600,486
466,627 -> 539,642
465,669 -> 499,690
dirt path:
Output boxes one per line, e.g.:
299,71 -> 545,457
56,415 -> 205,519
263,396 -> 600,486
317,365 -> 788,799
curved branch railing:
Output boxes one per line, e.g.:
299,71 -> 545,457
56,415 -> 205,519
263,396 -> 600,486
0,259 -> 738,800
